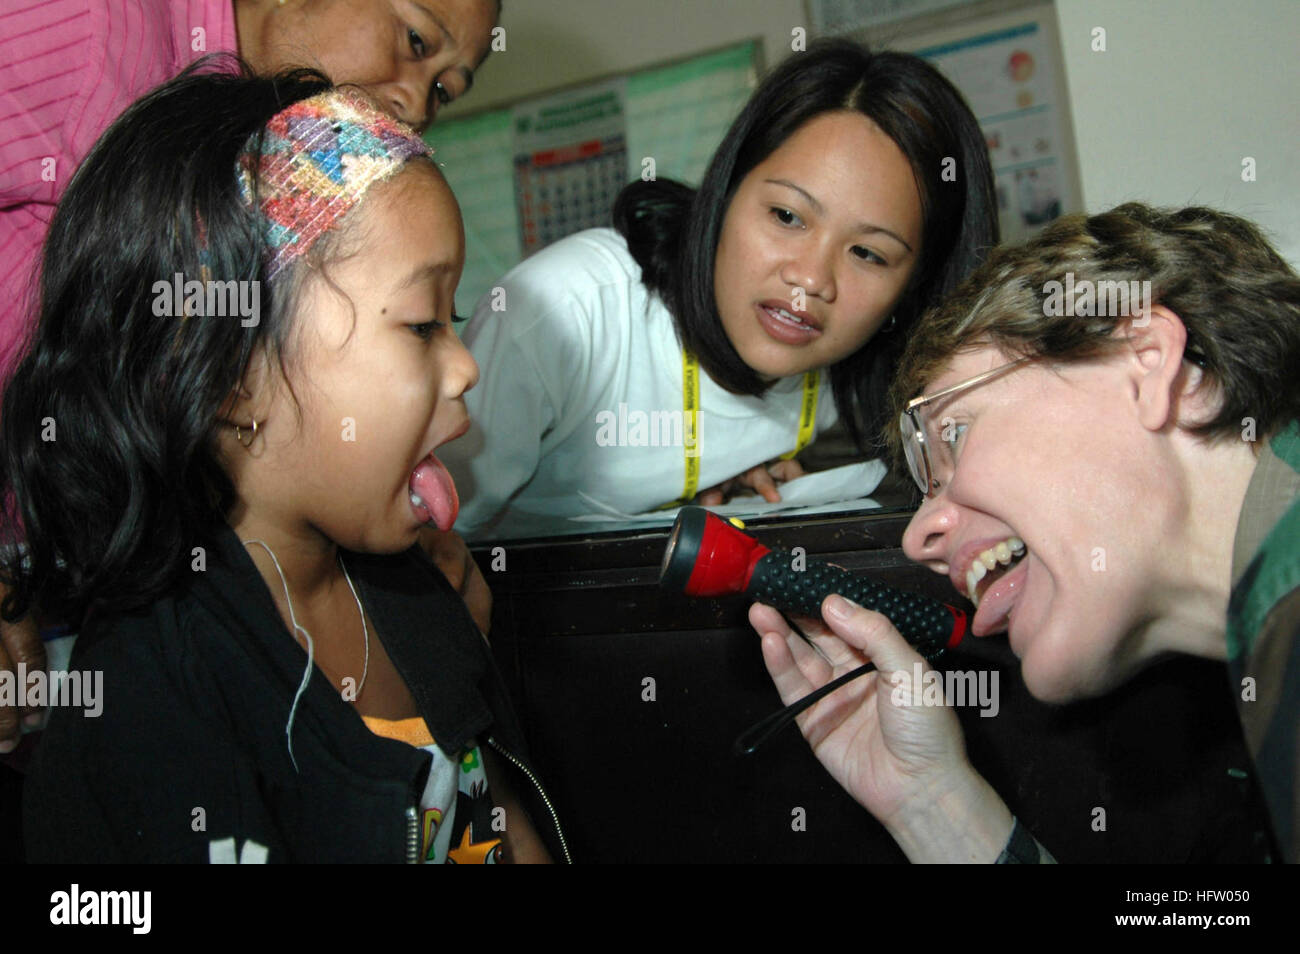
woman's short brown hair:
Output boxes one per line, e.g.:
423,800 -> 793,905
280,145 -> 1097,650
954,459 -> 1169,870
888,203 -> 1300,461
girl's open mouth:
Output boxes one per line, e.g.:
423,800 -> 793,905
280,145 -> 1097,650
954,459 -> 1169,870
408,452 -> 459,531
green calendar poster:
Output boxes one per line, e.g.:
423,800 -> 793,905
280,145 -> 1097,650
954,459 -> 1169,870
428,41 -> 759,315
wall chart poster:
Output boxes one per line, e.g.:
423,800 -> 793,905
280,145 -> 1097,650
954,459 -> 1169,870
511,79 -> 629,256
809,0 -> 973,33
915,22 -> 1070,243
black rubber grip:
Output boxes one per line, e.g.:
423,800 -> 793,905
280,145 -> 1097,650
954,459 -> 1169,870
747,550 -> 964,660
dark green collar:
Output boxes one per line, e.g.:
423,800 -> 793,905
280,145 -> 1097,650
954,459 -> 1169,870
1227,420 -> 1300,661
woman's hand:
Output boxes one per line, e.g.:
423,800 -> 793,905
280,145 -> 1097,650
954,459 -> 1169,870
750,594 -> 1015,862
417,528 -> 493,638
698,458 -> 804,506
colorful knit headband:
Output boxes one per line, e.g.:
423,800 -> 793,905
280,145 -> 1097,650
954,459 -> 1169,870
237,88 -> 432,280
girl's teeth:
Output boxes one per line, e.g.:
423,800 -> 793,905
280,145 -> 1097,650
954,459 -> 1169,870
994,541 -> 1011,563
979,550 -> 997,570
1009,537 -> 1025,553
410,493 -> 424,507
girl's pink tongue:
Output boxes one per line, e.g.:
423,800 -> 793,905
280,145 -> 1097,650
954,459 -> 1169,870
409,453 -> 459,531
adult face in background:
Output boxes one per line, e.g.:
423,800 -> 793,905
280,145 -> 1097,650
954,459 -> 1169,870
712,110 -> 923,382
658,41 -> 997,450
236,0 -> 498,130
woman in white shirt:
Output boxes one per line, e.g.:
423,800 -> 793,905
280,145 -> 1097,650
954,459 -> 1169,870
445,40 -> 999,539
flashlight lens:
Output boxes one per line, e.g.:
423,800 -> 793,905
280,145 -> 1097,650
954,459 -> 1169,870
661,520 -> 682,578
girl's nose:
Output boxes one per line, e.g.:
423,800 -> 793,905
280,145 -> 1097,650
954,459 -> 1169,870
902,492 -> 958,575
444,332 -> 479,396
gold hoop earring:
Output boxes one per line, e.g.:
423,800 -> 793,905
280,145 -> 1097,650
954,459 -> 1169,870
235,419 -> 260,449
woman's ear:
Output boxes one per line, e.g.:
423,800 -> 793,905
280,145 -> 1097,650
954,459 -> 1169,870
1124,304 -> 1191,433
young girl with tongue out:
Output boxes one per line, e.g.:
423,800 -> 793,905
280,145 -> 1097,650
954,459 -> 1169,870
444,40 -> 998,538
3,66 -> 564,862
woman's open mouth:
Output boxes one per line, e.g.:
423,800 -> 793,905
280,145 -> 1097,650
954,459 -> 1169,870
755,302 -> 822,344
964,536 -> 1029,637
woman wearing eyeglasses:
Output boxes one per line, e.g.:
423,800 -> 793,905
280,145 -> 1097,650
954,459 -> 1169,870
751,203 -> 1300,863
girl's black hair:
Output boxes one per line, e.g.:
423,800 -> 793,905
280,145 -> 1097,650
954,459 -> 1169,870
0,58 -> 334,627
614,39 -> 999,452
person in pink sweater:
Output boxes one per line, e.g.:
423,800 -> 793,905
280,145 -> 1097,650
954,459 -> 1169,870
0,0 -> 499,752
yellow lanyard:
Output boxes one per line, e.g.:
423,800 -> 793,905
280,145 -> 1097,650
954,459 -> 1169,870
781,364 -> 821,461
664,351 -> 819,507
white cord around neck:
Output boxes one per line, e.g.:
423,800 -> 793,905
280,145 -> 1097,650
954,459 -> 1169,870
242,538 -> 370,771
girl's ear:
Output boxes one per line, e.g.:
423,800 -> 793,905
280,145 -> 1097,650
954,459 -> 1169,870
217,347 -> 276,432
1123,304 -> 1192,433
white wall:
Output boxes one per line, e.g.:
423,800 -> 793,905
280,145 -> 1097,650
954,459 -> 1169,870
1054,0 -> 1299,265
448,0 -> 806,113
452,0 -> 1299,265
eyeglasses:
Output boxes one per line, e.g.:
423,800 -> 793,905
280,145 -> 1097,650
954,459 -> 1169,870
900,342 -> 1209,498
899,358 -> 1032,498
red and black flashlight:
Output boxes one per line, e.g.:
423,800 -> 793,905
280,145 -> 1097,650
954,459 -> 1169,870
660,507 -> 968,659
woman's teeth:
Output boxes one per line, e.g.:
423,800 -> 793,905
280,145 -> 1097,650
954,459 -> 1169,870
766,306 -> 811,328
966,536 -> 1026,606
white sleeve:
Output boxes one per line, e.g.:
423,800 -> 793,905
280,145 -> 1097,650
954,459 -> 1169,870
442,261 -> 591,537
